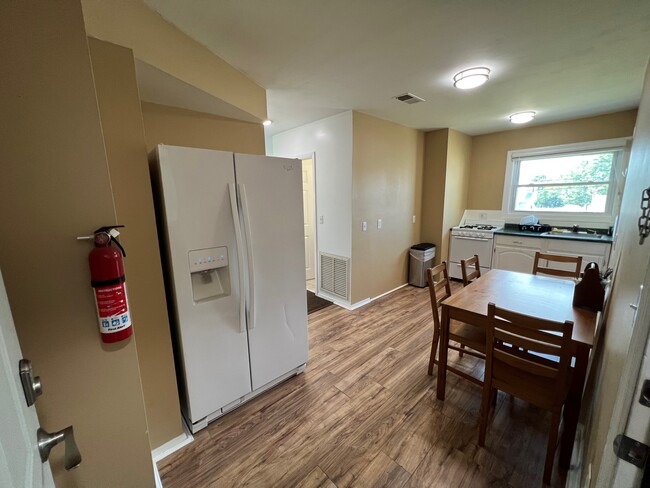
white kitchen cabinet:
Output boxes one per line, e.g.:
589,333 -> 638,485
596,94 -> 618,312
493,234 -> 612,275
492,235 -> 545,274
545,238 -> 611,272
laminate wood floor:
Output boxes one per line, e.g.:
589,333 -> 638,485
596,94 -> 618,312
158,284 -> 566,487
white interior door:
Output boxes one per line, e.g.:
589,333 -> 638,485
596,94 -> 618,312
302,159 -> 316,282
593,60 -> 650,486
606,262 -> 650,487
0,269 -> 54,488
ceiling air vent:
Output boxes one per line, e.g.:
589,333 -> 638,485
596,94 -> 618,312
394,93 -> 425,104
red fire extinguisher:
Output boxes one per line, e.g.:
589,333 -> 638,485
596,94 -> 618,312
87,226 -> 133,343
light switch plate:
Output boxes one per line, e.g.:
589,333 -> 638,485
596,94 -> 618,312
377,219 -> 382,229
412,215 -> 416,224
362,221 -> 367,232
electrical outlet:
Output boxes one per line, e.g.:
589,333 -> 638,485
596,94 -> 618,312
479,212 -> 487,220
377,219 -> 382,229
412,215 -> 416,224
362,221 -> 367,232
319,215 -> 324,224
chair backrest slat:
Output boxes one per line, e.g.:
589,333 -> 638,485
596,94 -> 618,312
533,252 -> 582,279
493,329 -> 563,356
461,254 -> 481,286
427,262 -> 452,328
493,349 -> 559,378
491,305 -> 568,334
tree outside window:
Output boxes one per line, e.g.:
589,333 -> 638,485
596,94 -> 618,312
514,152 -> 614,213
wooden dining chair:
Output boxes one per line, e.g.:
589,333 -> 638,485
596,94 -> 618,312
427,262 -> 486,386
460,254 -> 481,287
458,254 -> 481,358
532,252 -> 582,279
479,303 -> 574,485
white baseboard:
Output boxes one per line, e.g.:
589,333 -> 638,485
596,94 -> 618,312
153,461 -> 163,488
315,289 -> 351,308
152,417 -> 194,462
345,283 -> 409,310
152,417 -> 194,487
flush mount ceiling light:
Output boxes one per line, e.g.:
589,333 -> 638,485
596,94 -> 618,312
453,67 -> 490,89
262,119 -> 273,126
509,111 -> 536,124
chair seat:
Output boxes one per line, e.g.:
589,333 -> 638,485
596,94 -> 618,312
449,321 -> 486,353
492,358 -> 572,411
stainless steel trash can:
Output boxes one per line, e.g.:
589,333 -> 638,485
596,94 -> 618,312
409,243 -> 436,287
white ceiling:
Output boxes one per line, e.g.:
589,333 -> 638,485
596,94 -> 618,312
143,0 -> 650,137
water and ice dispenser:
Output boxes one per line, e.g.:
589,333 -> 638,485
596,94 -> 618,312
188,247 -> 231,302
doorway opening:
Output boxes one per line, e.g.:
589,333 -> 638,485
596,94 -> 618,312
301,156 -> 317,293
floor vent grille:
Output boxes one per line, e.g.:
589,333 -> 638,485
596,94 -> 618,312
320,253 -> 349,301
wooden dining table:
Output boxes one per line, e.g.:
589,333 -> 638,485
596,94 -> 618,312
437,268 -> 598,469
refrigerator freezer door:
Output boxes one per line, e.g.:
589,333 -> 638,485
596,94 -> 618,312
234,154 -> 309,390
157,145 -> 252,423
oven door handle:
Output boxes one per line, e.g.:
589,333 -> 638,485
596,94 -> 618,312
453,236 -> 490,242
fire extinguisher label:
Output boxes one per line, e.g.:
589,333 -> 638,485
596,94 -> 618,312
93,282 -> 131,334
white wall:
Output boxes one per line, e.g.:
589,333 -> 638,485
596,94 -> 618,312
271,111 -> 353,261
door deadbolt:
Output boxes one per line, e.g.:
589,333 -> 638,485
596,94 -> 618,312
19,359 -> 42,407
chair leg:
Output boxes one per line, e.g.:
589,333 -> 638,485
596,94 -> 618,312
490,388 -> 497,406
459,344 -> 465,358
427,326 -> 440,375
478,386 -> 493,447
543,410 -> 562,485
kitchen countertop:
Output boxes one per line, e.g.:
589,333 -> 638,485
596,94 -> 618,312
495,224 -> 614,243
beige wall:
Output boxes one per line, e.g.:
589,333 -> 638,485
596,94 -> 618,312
421,129 -> 472,264
0,2 -> 153,486
351,112 -> 424,303
440,130 -> 472,263
81,0 -> 267,121
88,38 -> 183,449
421,130 -> 449,265
468,110 -> 638,209
141,102 -> 265,155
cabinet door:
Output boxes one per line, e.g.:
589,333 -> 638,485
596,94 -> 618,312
493,245 -> 537,273
545,240 -> 612,273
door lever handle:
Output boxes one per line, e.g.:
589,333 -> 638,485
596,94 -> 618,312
38,426 -> 82,470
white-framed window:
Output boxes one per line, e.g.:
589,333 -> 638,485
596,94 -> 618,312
501,138 -> 630,227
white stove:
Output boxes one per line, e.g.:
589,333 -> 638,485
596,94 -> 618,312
451,222 -> 503,238
448,215 -> 504,280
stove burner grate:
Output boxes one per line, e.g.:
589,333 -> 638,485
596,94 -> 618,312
460,224 -> 497,230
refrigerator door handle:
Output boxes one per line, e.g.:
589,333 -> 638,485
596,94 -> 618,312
229,183 -> 247,334
239,183 -> 256,330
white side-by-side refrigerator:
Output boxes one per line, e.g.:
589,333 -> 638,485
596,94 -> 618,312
153,145 -> 308,433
